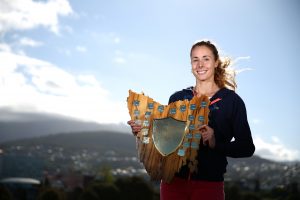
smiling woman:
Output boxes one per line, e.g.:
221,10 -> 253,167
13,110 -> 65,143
128,40 -> 255,200
190,41 -> 236,94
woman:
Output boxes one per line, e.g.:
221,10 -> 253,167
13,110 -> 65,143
128,40 -> 255,200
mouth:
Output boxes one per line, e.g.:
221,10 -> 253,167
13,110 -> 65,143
196,70 -> 207,75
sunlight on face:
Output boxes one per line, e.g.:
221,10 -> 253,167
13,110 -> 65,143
191,45 -> 218,82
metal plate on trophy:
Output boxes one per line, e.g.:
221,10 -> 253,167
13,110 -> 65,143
152,117 -> 186,156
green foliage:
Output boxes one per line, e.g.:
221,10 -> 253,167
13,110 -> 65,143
115,176 -> 154,200
225,184 -> 242,200
78,176 -> 155,200
67,187 -> 83,200
37,187 -> 66,200
97,166 -> 115,184
0,185 -> 13,200
79,188 -> 100,200
37,177 -> 299,200
90,182 -> 120,200
224,180 -> 300,200
242,192 -> 260,200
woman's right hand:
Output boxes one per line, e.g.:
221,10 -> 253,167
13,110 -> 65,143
127,120 -> 142,136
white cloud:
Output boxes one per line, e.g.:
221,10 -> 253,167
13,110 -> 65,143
114,37 -> 121,44
0,43 -> 11,52
75,45 -> 87,53
254,135 -> 300,161
19,37 -> 43,47
89,31 -> 121,45
228,56 -> 254,74
113,50 -> 126,64
113,57 -> 126,64
0,45 -> 128,123
58,48 -> 71,56
0,0 -> 73,34
232,56 -> 251,64
236,67 -> 254,74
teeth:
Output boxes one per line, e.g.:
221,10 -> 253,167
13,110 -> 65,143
197,70 -> 207,74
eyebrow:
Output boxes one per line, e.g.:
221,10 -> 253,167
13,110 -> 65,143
192,55 -> 212,59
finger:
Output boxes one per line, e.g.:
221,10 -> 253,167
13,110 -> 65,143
202,139 -> 208,146
132,127 -> 142,133
199,125 -> 208,132
132,131 -> 138,136
127,120 -> 135,126
201,133 -> 209,141
132,124 -> 142,129
132,129 -> 139,136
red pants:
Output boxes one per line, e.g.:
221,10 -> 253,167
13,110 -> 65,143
160,177 -> 224,200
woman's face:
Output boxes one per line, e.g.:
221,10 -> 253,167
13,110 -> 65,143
191,45 -> 218,82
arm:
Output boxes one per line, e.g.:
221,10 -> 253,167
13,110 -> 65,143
214,96 -> 255,158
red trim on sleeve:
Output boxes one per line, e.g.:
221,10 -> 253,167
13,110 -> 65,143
210,98 -> 222,105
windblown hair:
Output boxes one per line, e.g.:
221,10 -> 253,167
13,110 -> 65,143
190,40 -> 237,90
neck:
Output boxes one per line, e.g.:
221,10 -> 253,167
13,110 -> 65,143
194,81 -> 220,97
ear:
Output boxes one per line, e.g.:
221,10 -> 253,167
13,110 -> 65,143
215,60 -> 219,68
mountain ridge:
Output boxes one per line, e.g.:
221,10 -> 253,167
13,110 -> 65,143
0,130 -> 289,164
1,130 -> 299,189
0,108 -> 130,143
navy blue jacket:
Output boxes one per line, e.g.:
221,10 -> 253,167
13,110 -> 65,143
169,87 -> 255,181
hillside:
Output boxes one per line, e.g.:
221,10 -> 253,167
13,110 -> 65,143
1,131 -> 299,190
0,109 -> 130,143
0,130 -> 276,164
1,131 -> 137,156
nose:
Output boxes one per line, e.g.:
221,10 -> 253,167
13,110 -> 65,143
198,61 -> 203,68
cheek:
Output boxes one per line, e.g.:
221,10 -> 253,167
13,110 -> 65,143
211,67 -> 216,75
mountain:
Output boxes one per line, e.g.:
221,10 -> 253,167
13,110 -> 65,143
1,131 -> 136,156
0,130 -> 289,167
0,130 -> 277,168
1,131 -> 299,190
0,108 -> 130,143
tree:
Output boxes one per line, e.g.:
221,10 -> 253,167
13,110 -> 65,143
79,188 -> 99,200
97,166 -> 115,184
0,185 -> 13,200
89,182 -> 120,200
37,188 -> 66,200
115,176 -> 154,200
225,184 -> 242,200
242,192 -> 260,200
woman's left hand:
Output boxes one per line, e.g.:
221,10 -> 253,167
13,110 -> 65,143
199,125 -> 215,149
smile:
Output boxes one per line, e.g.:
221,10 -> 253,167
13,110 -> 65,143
196,70 -> 207,75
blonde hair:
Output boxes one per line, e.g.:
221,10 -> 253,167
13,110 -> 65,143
190,40 -> 237,90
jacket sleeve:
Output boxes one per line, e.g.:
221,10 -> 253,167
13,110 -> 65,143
168,94 -> 177,104
214,95 -> 255,158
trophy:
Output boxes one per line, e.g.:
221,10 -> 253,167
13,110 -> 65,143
127,90 -> 210,183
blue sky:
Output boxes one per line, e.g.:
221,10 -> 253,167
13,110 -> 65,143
0,0 -> 299,161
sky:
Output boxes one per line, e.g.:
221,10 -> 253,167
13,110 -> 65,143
0,0 -> 299,162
